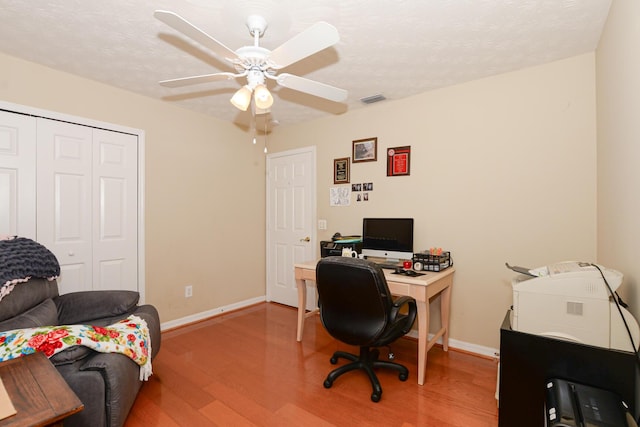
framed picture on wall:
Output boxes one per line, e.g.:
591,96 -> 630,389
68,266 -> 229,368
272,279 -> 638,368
352,137 -> 377,163
387,146 -> 411,176
334,157 -> 350,184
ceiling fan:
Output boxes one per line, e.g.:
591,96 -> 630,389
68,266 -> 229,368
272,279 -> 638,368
154,10 -> 348,113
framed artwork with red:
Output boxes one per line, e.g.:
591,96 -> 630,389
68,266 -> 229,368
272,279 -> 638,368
386,146 -> 411,176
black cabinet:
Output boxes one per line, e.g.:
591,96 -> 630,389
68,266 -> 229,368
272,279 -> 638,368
498,311 -> 639,427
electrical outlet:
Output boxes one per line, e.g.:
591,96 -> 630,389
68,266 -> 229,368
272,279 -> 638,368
185,285 -> 193,298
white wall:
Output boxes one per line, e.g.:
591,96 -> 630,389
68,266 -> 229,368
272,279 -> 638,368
597,0 -> 640,316
270,54 -> 598,349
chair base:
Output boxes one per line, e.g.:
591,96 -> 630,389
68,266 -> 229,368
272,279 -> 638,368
323,347 -> 409,402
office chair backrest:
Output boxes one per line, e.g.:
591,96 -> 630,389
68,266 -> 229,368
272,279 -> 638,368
316,257 -> 392,346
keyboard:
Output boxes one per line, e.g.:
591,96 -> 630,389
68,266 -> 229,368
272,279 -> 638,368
376,262 -> 401,270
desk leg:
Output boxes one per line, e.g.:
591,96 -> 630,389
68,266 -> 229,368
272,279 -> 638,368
441,283 -> 452,352
296,278 -> 307,342
416,299 -> 429,386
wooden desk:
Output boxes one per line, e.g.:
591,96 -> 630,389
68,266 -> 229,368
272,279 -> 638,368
0,352 -> 83,426
294,260 -> 455,385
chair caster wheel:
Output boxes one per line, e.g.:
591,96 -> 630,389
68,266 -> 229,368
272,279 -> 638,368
330,357 -> 338,364
324,379 -> 333,389
371,392 -> 381,402
399,372 -> 408,381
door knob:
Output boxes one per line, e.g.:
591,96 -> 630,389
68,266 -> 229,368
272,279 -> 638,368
300,236 -> 310,242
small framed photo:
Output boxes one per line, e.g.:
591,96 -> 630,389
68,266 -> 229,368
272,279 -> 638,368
334,157 -> 350,184
352,137 -> 377,163
387,146 -> 411,176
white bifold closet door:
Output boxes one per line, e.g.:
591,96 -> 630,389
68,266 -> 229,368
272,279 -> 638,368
36,118 -> 138,294
0,111 -> 36,238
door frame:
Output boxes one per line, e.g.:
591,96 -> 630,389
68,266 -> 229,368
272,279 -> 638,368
0,100 -> 146,302
265,145 -> 317,305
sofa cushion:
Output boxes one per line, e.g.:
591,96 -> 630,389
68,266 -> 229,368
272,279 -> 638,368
0,298 -> 58,332
0,278 -> 59,322
50,344 -> 94,366
55,290 -> 140,324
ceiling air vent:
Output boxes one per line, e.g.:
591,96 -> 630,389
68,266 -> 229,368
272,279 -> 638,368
360,94 -> 386,104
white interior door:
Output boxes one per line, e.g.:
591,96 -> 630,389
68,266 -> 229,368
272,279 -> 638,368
37,120 -> 139,294
0,100 -> 145,298
37,118 -> 93,294
93,129 -> 138,291
0,111 -> 36,238
266,147 -> 316,309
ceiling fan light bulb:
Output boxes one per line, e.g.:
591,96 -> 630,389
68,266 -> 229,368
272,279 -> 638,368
230,86 -> 252,111
254,85 -> 274,109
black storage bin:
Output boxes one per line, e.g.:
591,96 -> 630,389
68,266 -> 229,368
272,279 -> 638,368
320,240 -> 362,258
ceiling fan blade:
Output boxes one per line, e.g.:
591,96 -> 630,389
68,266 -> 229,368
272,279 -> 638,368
154,10 -> 239,62
268,22 -> 339,69
276,73 -> 347,102
159,72 -> 237,88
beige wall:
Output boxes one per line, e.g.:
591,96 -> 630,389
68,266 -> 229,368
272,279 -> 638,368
0,48 -> 601,350
597,0 -> 640,316
0,52 -> 267,324
269,53 -> 598,349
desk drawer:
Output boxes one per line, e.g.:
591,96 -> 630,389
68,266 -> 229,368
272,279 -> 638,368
388,282 -> 411,296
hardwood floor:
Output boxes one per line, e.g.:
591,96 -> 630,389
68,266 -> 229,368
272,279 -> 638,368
125,302 -> 499,427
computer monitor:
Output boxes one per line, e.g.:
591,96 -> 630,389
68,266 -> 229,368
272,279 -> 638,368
361,218 -> 414,262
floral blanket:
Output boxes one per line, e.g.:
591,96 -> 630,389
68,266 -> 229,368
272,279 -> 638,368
0,315 -> 152,381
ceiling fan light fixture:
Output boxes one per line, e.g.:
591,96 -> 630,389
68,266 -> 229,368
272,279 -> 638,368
155,11 -> 348,118
254,84 -> 274,109
230,86 -> 252,111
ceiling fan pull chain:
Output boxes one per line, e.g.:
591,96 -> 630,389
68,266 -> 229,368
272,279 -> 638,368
263,117 -> 268,154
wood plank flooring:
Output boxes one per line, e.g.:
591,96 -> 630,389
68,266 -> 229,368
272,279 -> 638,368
125,302 -> 499,427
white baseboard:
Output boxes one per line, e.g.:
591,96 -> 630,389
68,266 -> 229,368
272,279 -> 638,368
403,330 -> 499,359
161,298 -> 500,360
160,296 -> 266,331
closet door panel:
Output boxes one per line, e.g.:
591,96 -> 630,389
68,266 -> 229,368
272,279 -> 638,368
37,118 -> 93,294
0,111 -> 36,238
93,129 -> 138,291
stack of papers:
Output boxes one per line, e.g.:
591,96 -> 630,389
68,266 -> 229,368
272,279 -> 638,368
0,376 -> 16,420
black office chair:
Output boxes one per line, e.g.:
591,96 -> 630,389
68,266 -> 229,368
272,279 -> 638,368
316,256 -> 418,402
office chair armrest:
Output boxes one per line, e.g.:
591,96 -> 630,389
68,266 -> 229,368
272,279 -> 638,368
390,295 -> 417,320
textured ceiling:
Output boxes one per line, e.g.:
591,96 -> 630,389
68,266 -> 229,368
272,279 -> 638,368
0,0 -> 611,130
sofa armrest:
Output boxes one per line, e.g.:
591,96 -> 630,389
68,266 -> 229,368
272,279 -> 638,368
78,352 -> 142,427
54,290 -> 139,324
132,304 -> 162,359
